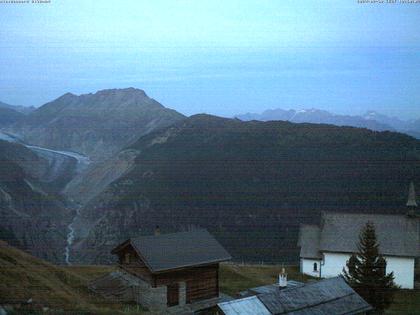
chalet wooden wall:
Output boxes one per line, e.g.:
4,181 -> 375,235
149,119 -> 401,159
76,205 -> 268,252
155,264 -> 219,302
115,244 -> 220,303
117,245 -> 154,283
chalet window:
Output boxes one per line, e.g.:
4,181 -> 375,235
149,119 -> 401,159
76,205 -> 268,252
313,262 -> 318,272
124,253 -> 130,264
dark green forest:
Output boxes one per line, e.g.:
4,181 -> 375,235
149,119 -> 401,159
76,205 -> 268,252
83,115 -> 420,263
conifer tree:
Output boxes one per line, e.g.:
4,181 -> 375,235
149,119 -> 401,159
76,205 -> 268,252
342,221 -> 397,314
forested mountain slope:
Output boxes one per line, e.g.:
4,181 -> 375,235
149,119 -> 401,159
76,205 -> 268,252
72,115 -> 420,264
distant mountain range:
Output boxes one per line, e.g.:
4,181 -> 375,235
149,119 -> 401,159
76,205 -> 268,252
235,108 -> 420,139
0,101 -> 36,127
0,101 -> 36,115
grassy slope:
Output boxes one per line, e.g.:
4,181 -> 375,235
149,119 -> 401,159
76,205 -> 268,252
0,243 -> 145,314
219,263 -> 311,296
386,290 -> 420,315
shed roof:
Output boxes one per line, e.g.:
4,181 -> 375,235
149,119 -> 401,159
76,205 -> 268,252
112,229 -> 231,273
88,271 -> 141,299
218,296 -> 271,315
258,277 -> 372,315
239,281 -> 304,297
248,281 -> 304,295
319,212 -> 419,257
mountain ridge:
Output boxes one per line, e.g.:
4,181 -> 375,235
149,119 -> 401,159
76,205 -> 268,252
10,88 -> 185,159
0,101 -> 36,115
235,107 -> 420,138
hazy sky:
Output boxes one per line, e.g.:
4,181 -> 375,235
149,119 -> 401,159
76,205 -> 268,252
1,0 -> 420,118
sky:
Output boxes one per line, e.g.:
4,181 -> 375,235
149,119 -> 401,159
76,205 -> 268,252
1,0 -> 420,119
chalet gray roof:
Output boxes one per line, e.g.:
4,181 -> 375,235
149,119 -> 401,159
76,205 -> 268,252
298,225 -> 321,259
88,271 -> 141,299
318,212 -> 420,257
241,281 -> 304,296
218,296 -> 271,315
129,229 -> 231,273
258,277 -> 372,315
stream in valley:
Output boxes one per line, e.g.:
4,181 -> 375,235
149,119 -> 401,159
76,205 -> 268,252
64,206 -> 81,265
0,131 -> 90,264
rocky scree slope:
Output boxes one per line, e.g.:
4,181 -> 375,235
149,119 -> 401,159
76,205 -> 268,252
0,140 -> 73,263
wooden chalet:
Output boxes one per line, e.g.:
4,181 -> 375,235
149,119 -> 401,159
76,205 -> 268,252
107,228 -> 231,311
